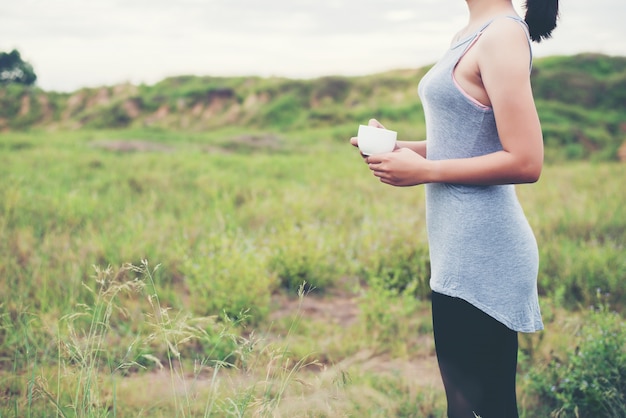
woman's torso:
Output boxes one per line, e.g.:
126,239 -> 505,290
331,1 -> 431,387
417,16 -> 543,333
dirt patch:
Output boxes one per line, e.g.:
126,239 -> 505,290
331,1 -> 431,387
90,139 -> 175,153
204,134 -> 284,154
270,290 -> 361,329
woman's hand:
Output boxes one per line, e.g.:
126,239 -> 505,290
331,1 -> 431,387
350,118 -> 430,187
365,148 -> 432,187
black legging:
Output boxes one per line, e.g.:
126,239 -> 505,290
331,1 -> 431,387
431,291 -> 519,418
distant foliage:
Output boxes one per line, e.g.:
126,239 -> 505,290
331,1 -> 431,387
530,54 -> 626,162
532,54 -> 626,111
2,53 -> 626,161
0,49 -> 37,86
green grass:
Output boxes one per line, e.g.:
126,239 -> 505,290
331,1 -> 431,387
1,128 -> 625,416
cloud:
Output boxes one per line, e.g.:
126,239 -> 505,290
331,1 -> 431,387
385,10 -> 418,22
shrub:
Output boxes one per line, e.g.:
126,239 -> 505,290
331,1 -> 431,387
527,301 -> 626,417
257,93 -> 305,127
81,101 -> 132,128
268,223 -> 339,294
180,238 -> 274,325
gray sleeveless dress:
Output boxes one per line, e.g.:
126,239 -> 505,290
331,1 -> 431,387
418,16 -> 543,333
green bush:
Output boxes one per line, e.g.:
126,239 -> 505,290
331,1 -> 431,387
0,84 -> 44,128
180,236 -> 274,325
528,302 -> 626,417
267,223 -> 339,293
81,101 -> 132,128
257,93 -> 305,127
363,244 -> 430,298
604,73 -> 626,110
311,76 -> 351,103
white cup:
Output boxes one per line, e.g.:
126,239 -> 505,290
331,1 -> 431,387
357,125 -> 397,156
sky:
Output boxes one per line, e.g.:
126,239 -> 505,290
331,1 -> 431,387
2,0 -> 625,92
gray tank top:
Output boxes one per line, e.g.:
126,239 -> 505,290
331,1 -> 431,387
418,16 -> 543,332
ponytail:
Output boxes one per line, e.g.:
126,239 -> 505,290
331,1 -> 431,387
524,0 -> 560,42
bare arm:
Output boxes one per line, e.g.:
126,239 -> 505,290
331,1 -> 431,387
397,140 -> 427,158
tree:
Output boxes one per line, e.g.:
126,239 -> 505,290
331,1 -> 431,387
0,49 -> 37,86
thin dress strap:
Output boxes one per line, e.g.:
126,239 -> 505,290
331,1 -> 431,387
465,15 -> 533,71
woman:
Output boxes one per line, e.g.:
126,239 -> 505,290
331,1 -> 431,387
351,0 -> 559,416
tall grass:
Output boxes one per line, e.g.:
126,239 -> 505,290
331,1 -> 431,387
1,128 -> 625,416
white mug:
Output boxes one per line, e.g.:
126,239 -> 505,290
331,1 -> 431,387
357,125 -> 397,156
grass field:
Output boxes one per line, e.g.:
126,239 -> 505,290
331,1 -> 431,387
1,127 -> 625,417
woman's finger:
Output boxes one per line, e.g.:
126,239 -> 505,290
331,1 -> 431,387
368,118 -> 385,129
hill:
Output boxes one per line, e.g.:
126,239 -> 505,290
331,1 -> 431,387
1,53 -> 625,161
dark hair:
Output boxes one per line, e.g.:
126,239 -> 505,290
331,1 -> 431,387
524,0 -> 560,42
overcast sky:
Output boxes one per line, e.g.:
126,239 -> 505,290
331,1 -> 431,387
2,0 -> 625,92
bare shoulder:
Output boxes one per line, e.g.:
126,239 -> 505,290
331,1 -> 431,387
479,17 -> 530,53
477,17 -> 531,70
